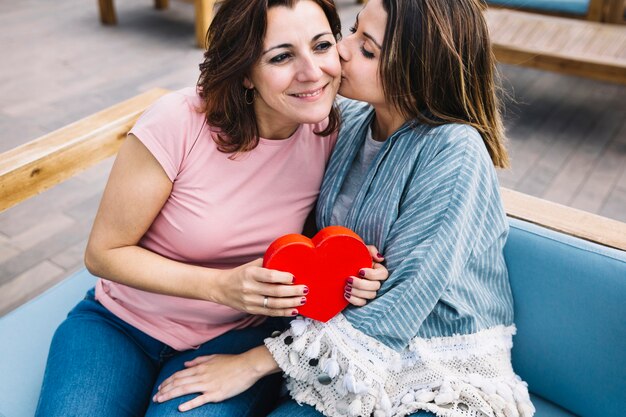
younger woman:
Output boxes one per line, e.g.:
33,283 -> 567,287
155,0 -> 535,416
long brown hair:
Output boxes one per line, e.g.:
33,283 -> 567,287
380,0 -> 509,168
197,0 -> 342,154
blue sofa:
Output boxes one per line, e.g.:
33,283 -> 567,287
1,217 -> 625,417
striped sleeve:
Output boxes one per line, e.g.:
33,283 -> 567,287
345,126 -> 498,350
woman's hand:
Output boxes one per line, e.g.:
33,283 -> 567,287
214,259 -> 308,317
345,245 -> 387,306
154,346 -> 279,412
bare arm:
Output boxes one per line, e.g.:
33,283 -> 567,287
153,262 -> 391,411
85,135 -> 306,316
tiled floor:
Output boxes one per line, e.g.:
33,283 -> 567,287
0,0 -> 625,315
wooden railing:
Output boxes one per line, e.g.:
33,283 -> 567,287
1,88 -> 625,252
0,88 -> 169,212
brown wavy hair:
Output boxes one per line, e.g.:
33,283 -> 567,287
379,0 -> 509,167
197,0 -> 342,154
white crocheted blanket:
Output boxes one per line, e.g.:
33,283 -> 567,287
265,315 -> 535,417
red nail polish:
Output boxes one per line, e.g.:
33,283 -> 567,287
291,310 -> 299,316
344,292 -> 350,300
377,253 -> 384,259
303,287 -> 309,295
347,277 -> 354,284
291,276 -> 295,284
301,297 -> 306,305
345,285 -> 352,293
358,270 -> 365,277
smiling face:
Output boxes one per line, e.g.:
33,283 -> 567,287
245,0 -> 341,139
337,0 -> 387,106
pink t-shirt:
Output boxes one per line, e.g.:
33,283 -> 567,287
95,87 -> 337,351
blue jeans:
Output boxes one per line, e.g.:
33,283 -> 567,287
268,398 -> 436,417
35,289 -> 285,417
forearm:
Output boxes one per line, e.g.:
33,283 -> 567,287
245,345 -> 281,378
85,243 -> 226,303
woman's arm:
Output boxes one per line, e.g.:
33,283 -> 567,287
85,135 -> 307,316
152,261 -> 389,411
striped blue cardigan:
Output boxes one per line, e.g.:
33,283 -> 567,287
316,99 -> 514,350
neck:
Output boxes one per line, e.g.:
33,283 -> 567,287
254,105 -> 300,140
371,105 -> 407,141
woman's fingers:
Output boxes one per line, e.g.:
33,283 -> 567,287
158,376 -> 202,397
346,286 -> 377,300
246,260 -> 294,285
365,245 -> 385,264
179,394 -> 213,412
344,292 -> 367,306
263,295 -> 307,310
240,283 -> 306,310
345,276 -> 381,306
258,282 -> 308,298
158,367 -> 198,391
348,277 -> 381,292
184,355 -> 213,367
358,266 -> 388,282
255,305 -> 300,317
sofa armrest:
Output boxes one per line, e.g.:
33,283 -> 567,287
0,269 -> 97,417
501,187 -> 626,251
505,218 -> 626,417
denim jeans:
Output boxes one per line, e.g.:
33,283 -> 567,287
268,399 -> 436,417
35,288 -> 285,417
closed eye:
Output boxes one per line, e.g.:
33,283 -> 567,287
360,45 -> 374,59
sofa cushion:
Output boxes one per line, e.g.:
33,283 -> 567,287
505,218 -> 626,417
0,268 -> 96,417
531,394 -> 577,417
487,0 -> 589,15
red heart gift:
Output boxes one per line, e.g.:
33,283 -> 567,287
263,226 -> 372,322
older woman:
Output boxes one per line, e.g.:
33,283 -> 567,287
34,1 -> 386,417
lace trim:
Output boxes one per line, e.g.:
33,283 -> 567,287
265,315 -> 534,417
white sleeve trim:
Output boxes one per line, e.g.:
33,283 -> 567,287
265,315 -> 535,417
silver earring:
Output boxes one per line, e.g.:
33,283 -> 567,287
245,88 -> 255,105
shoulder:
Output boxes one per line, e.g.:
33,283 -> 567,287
337,97 -> 372,124
132,87 -> 207,145
419,123 -> 492,169
129,88 -> 209,180
141,87 -> 203,124
157,87 -> 201,111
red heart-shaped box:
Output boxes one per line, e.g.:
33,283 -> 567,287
263,226 -> 372,322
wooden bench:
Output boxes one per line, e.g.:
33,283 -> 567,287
1,90 -> 625,417
486,8 -> 626,84
97,0 -> 217,48
485,0 -> 624,22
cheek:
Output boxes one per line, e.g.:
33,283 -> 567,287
341,60 -> 382,102
325,52 -> 342,78
255,69 -> 292,100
